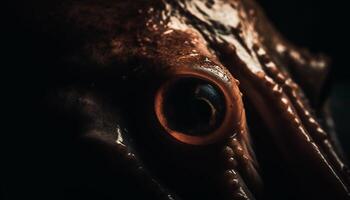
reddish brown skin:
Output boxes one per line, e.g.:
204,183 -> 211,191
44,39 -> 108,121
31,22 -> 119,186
22,0 -> 349,199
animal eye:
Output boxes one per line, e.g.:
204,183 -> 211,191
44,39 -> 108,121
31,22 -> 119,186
155,76 -> 234,145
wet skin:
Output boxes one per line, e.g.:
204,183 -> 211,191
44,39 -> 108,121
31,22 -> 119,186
25,0 -> 349,199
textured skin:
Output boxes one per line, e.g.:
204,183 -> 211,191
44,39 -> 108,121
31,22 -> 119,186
21,0 -> 349,199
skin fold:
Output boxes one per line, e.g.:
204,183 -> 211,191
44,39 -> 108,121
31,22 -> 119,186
13,0 -> 350,199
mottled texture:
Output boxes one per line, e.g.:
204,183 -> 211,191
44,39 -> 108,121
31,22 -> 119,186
13,0 -> 350,199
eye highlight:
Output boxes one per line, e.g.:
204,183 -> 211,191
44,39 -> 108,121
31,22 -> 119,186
161,78 -> 226,136
155,75 -> 238,145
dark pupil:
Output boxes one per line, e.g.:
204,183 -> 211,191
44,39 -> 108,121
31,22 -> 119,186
162,78 -> 226,136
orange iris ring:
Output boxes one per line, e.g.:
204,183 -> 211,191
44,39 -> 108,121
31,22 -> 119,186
154,69 -> 242,145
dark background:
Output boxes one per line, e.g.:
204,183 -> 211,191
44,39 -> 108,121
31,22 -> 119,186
259,0 -> 348,81
258,0 -> 350,158
2,0 -> 350,199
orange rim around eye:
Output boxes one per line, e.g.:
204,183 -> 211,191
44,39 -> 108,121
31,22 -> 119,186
154,71 -> 243,145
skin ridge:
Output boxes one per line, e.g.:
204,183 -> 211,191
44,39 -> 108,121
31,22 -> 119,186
18,0 -> 349,199
164,0 -> 349,197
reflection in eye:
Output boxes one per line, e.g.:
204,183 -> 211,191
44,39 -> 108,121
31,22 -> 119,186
162,78 -> 226,136
155,77 -> 230,145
